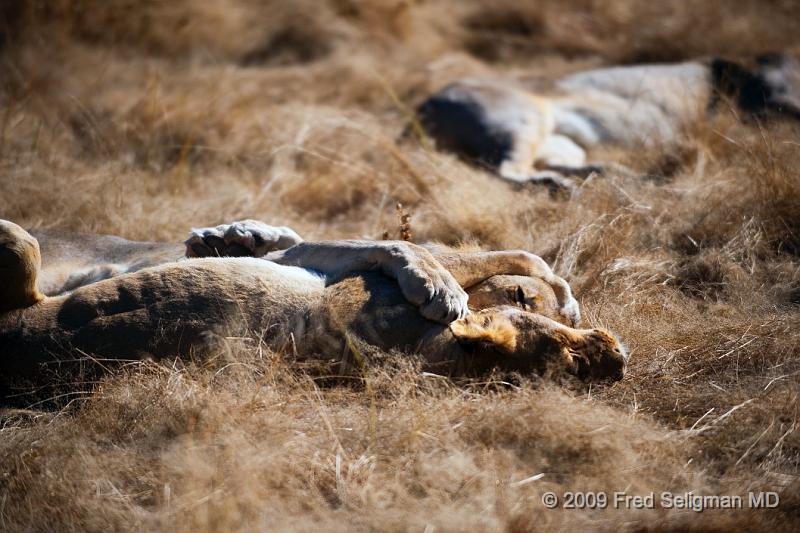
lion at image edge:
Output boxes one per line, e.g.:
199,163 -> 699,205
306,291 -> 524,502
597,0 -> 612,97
0,218 -> 628,401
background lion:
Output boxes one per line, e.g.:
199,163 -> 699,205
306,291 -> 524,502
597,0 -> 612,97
416,54 -> 800,187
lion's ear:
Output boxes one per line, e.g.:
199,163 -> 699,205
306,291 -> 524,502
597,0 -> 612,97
449,313 -> 517,353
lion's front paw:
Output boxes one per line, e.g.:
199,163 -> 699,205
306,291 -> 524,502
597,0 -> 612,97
394,247 -> 470,324
185,220 -> 303,258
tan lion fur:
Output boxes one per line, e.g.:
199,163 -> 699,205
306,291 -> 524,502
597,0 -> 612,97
0,222 -> 625,397
0,221 -> 45,313
31,220 -> 581,326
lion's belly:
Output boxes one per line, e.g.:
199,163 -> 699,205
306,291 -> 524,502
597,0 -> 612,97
319,273 -> 461,371
0,258 -> 325,384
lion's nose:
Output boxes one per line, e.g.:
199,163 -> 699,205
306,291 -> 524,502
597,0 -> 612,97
612,354 -> 627,381
598,352 -> 626,382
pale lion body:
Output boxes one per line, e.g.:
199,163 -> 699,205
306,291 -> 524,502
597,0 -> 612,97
418,54 -> 800,187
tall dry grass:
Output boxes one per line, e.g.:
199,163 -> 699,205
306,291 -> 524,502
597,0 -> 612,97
1,1 -> 799,530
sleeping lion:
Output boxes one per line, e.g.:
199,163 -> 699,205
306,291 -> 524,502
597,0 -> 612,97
29,219 -> 580,327
0,219 -> 626,401
417,53 -> 800,188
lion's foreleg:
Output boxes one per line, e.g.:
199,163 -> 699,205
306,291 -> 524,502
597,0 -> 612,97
428,249 -> 580,326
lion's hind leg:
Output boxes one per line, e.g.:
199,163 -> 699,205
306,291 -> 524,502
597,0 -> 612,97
0,220 -> 45,313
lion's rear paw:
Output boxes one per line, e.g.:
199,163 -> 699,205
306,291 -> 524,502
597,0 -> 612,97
185,220 -> 303,258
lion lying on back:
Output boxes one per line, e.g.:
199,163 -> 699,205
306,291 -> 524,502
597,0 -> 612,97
0,219 -> 626,401
29,219 -> 580,327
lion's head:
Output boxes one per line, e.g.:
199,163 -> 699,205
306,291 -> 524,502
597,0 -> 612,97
466,274 -> 579,327
449,306 -> 627,382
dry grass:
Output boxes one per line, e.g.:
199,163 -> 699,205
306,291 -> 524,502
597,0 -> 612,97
1,1 -> 800,530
